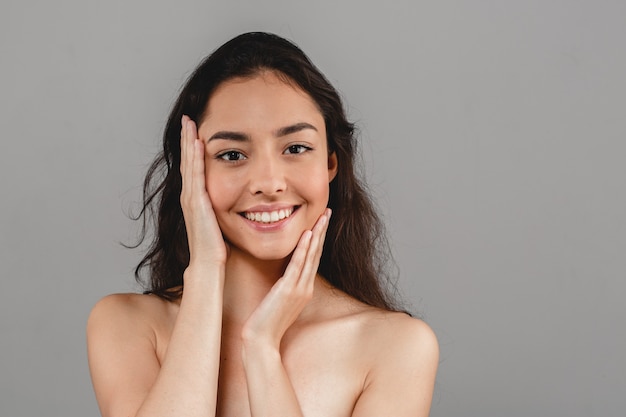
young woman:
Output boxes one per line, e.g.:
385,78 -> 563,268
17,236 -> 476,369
87,32 -> 438,417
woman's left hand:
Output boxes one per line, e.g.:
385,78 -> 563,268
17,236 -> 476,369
241,208 -> 331,350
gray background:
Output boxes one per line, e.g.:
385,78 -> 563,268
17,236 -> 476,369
1,0 -> 624,416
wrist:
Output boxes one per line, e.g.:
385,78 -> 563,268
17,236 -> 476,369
183,264 -> 225,287
241,338 -> 281,367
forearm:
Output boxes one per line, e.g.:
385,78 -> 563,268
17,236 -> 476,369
242,341 -> 304,417
136,267 -> 224,417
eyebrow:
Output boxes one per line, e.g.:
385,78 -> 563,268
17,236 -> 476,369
276,122 -> 318,137
207,131 -> 249,142
207,122 -> 318,142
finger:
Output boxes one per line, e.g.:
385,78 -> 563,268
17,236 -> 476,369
281,230 -> 313,283
308,209 -> 331,262
187,120 -> 208,198
185,117 -> 196,192
297,209 -> 331,289
180,115 -> 188,175
314,208 -> 332,256
180,116 -> 191,196
192,136 -> 207,197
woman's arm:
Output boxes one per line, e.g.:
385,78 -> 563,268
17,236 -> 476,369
238,211 -> 438,417
87,116 -> 226,417
240,210 -> 331,417
87,275 -> 224,417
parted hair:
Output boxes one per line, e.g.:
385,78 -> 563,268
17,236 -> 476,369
133,32 -> 401,311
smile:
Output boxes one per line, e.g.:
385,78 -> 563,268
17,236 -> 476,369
242,207 -> 296,224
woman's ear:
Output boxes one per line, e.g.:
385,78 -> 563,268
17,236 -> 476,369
328,151 -> 338,182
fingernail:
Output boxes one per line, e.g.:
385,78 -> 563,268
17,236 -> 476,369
327,208 -> 332,219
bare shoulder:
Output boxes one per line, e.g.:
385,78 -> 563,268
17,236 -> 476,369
316,285 -> 438,359
87,293 -> 177,417
366,310 -> 438,359
88,292 -> 174,328
320,287 -> 438,360
89,293 -> 162,342
349,307 -> 439,417
87,292 -> 179,367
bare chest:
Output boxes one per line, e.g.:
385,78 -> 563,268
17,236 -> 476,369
153,298 -> 376,417
215,328 -> 365,417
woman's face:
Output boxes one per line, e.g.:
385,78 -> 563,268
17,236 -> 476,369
197,71 -> 338,261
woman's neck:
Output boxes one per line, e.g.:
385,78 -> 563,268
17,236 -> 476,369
222,248 -> 289,325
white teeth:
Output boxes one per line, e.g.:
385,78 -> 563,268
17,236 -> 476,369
244,208 -> 294,224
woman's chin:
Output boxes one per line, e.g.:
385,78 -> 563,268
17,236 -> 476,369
250,246 -> 296,262
227,241 -> 297,264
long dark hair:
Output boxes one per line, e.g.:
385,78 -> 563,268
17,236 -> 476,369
133,32 -> 401,311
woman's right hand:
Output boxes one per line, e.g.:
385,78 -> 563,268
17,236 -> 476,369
180,115 -> 228,269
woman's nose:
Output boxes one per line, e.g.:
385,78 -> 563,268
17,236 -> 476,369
248,156 -> 286,196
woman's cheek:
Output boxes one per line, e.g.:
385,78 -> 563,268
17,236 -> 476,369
305,175 -> 331,222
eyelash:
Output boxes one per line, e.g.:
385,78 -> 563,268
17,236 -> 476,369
215,144 -> 313,162
284,144 -> 313,155
216,150 -> 246,161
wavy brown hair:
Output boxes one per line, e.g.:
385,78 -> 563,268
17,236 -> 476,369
132,32 -> 402,311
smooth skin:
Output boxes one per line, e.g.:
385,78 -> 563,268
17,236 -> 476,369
87,72 -> 438,417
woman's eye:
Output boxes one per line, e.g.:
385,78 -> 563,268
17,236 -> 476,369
285,144 -> 311,155
217,151 -> 246,161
